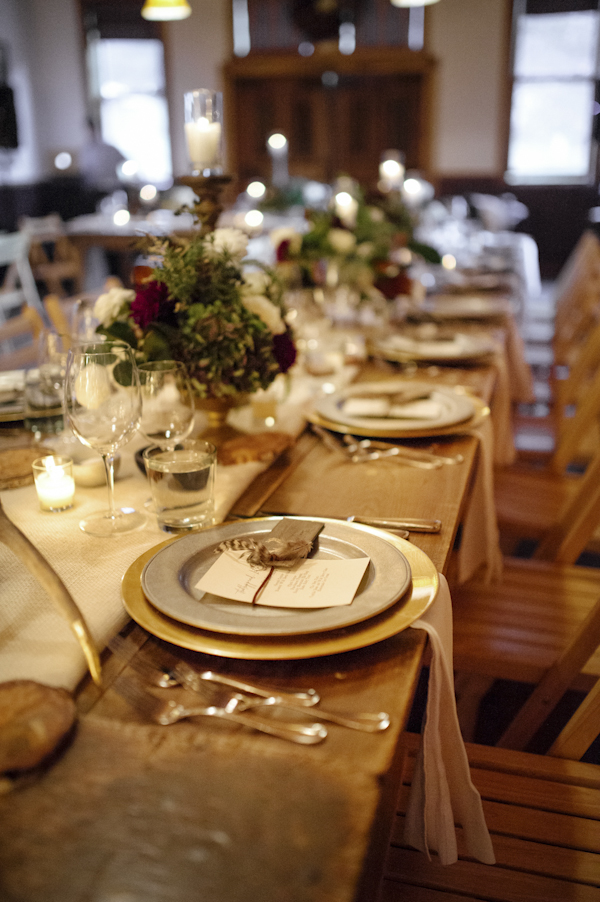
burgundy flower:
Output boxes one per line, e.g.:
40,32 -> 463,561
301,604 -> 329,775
272,331 -> 297,373
130,281 -> 170,329
276,239 -> 292,262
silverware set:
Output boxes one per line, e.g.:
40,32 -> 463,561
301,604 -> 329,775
110,635 -> 391,744
311,424 -> 463,470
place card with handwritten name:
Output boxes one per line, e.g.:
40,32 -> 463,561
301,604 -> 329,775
195,550 -> 370,609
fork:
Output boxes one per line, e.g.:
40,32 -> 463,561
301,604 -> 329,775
113,675 -> 328,745
109,634 -> 319,706
110,638 -> 390,731
311,425 -> 439,470
342,435 -> 464,466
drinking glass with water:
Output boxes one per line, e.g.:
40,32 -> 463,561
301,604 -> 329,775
143,439 -> 216,532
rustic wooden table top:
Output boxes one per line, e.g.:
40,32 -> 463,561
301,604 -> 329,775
0,355 -> 499,902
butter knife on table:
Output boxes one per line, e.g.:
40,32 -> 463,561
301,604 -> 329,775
232,512 -> 441,534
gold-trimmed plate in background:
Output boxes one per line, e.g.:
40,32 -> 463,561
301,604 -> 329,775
121,518 -> 439,660
307,391 -> 490,440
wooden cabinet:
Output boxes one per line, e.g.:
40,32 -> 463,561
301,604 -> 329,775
224,48 -> 435,190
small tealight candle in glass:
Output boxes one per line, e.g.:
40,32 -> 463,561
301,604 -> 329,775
184,89 -> 223,175
32,456 -> 75,512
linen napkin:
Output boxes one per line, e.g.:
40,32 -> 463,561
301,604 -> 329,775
455,416 -> 503,585
405,574 -> 495,865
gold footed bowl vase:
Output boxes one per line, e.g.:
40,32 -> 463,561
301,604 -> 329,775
193,394 -> 249,445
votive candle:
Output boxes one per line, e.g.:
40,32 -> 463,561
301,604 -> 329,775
32,456 -> 75,512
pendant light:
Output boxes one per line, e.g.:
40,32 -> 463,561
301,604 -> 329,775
141,0 -> 192,21
390,0 -> 440,6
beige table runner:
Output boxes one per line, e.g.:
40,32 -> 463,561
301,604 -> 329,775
0,434 -> 273,690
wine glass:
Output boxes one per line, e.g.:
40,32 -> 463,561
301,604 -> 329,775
138,360 -> 195,450
70,296 -> 101,341
64,340 -> 146,536
138,360 -> 195,511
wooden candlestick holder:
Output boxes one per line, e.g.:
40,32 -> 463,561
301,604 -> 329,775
178,174 -> 232,235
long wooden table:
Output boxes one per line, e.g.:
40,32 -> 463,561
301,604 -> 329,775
0,358 -> 498,902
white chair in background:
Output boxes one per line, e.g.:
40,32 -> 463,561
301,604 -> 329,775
18,214 -> 83,297
0,232 -> 45,325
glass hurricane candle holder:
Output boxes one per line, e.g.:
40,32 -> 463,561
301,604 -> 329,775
32,455 -> 75,512
184,89 -> 223,176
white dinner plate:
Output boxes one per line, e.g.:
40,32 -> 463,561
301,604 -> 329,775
141,517 -> 412,637
422,295 -> 513,321
371,332 -> 497,364
0,370 -> 25,421
312,380 -> 475,434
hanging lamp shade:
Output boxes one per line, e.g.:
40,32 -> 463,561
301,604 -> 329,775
390,0 -> 440,6
141,0 -> 192,21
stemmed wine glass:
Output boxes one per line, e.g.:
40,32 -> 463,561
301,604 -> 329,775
138,360 -> 195,511
64,340 -> 146,536
138,360 -> 195,451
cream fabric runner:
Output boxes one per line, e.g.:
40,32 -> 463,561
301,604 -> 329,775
0,435 -> 271,690
405,574 -> 495,865
0,370 -> 359,692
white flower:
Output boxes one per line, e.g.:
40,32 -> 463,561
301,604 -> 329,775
242,269 -> 270,296
208,228 -> 248,261
328,228 -> 356,255
270,227 -> 303,255
356,241 -> 375,259
242,295 -> 286,334
368,206 -> 385,222
94,287 -> 135,326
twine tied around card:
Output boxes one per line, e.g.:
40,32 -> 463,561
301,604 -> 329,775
215,519 -> 325,604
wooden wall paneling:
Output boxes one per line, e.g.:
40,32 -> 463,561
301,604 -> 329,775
224,48 -> 436,193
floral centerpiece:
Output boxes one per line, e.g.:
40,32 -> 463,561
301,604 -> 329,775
271,189 -> 440,302
93,227 -> 296,401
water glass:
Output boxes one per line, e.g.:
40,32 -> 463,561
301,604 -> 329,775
24,368 -> 64,436
143,439 -> 216,532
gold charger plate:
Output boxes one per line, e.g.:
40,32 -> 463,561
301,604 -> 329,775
121,518 -> 439,660
307,392 -> 490,440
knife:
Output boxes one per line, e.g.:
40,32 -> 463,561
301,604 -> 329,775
249,512 -> 442,534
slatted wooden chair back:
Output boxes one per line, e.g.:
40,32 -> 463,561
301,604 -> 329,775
0,305 -> 45,371
549,357 -> 600,473
553,230 -> 600,367
535,445 -> 600,562
19,215 -> 83,298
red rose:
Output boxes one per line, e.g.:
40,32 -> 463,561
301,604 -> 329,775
272,331 -> 297,373
276,239 -> 292,262
131,281 -> 170,329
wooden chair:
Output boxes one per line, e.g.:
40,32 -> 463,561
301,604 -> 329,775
0,232 -> 45,325
553,229 -> 600,369
43,293 -> 72,338
512,231 -> 600,463
382,677 -> 600,901
19,214 -> 84,298
449,448 -> 600,745
0,305 -> 45,370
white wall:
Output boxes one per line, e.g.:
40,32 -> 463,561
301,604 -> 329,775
0,0 -> 86,185
428,0 -> 510,177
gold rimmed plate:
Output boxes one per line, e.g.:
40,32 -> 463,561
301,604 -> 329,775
307,381 -> 489,439
141,517 -> 412,637
122,519 -> 439,660
370,332 -> 497,365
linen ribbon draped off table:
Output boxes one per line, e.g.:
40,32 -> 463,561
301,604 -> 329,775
405,574 -> 496,865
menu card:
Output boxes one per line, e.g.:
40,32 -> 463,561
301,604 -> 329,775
195,550 -> 370,609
